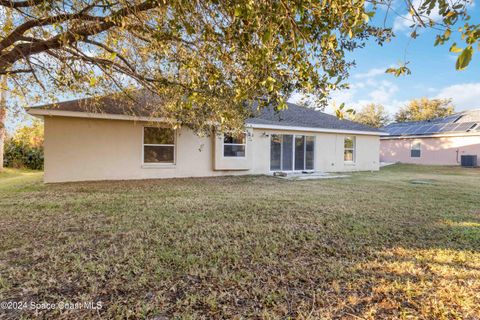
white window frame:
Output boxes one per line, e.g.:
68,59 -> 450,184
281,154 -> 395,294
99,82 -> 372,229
142,126 -> 176,166
269,134 -> 315,172
410,141 -> 421,158
344,136 -> 356,163
222,132 -> 247,158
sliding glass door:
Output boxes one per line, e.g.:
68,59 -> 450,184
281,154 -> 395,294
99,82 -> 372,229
270,134 -> 314,171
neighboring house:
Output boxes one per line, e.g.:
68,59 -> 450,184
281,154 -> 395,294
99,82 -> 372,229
381,109 -> 480,165
28,95 -> 382,183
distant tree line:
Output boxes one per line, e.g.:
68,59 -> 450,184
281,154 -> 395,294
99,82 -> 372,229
3,120 -> 43,170
352,98 -> 455,128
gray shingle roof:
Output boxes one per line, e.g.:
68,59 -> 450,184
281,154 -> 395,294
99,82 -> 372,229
382,109 -> 480,137
246,102 -> 382,132
29,93 -> 382,133
30,91 -> 165,117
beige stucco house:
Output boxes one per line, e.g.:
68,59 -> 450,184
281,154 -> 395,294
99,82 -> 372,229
28,96 -> 382,183
381,110 -> 480,166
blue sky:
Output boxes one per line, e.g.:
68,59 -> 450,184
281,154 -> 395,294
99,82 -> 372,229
291,0 -> 480,116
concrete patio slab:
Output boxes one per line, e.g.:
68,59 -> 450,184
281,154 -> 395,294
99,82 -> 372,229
272,172 -> 350,180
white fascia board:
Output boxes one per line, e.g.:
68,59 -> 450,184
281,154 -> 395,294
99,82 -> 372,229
27,108 -> 170,123
247,123 -> 384,136
381,132 -> 480,139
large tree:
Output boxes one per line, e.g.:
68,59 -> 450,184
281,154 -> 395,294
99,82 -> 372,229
0,74 -> 6,169
354,103 -> 390,128
394,98 -> 455,122
0,0 -> 477,170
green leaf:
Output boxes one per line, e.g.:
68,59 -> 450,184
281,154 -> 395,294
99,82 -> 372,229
456,46 -> 473,70
385,67 -> 397,75
449,43 -> 462,53
362,13 -> 370,23
385,64 -> 411,77
184,23 -> 195,35
262,29 -> 271,43
444,29 -> 451,39
234,7 -> 242,17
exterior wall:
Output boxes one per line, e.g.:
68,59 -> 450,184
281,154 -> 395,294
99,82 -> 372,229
43,116 -> 380,182
380,135 -> 480,165
44,116 -> 222,182
249,129 -> 380,173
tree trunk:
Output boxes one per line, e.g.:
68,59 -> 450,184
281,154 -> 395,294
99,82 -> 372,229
0,9 -> 12,172
0,75 -> 6,172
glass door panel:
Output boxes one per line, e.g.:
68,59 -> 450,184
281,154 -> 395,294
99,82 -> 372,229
305,136 -> 315,170
281,135 -> 293,171
294,135 -> 305,170
270,134 -> 281,171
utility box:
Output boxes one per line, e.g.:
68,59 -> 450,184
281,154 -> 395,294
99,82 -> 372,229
460,155 -> 478,168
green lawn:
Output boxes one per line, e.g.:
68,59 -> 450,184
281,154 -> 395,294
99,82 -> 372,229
0,165 -> 479,319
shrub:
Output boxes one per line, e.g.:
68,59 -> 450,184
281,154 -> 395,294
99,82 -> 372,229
3,120 -> 44,170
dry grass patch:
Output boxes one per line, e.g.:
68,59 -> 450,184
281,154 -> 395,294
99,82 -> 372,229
0,165 -> 479,319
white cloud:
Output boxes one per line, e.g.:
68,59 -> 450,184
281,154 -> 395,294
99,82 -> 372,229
327,76 -> 401,115
353,67 -> 387,79
368,80 -> 399,103
435,83 -> 480,110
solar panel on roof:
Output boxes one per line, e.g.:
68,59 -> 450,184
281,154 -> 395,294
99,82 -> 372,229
408,126 -> 419,134
442,115 -> 460,123
439,123 -> 460,132
423,124 -> 442,134
389,127 -> 403,135
385,128 -> 395,134
453,122 -> 475,132
433,124 -> 447,133
419,124 -> 434,134
413,125 -> 424,133
412,125 -> 430,134
401,125 -> 417,135
394,126 -> 409,133
386,128 -> 397,135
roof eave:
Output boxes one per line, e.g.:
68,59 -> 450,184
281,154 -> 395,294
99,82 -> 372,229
27,108 -> 171,123
247,123 -> 384,136
381,132 -> 480,139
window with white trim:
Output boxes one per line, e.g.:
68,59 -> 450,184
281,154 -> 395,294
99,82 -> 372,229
411,142 -> 421,158
143,127 -> 175,164
344,136 -> 355,162
223,133 -> 246,157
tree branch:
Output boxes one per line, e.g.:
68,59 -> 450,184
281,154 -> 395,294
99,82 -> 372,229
82,38 -> 137,72
0,0 -> 161,71
0,68 -> 33,74
0,0 -> 44,8
0,11 -> 103,51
